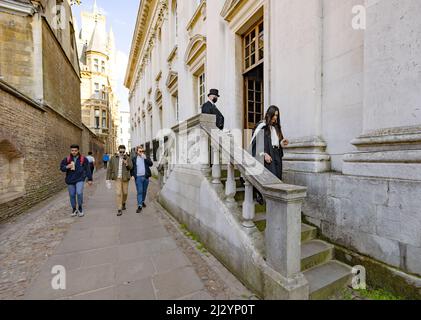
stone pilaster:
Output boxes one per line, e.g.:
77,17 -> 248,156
343,0 -> 421,180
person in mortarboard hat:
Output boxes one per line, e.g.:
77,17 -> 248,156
201,88 -> 225,130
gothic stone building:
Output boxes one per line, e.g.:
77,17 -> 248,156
76,1 -> 119,155
0,0 -> 104,221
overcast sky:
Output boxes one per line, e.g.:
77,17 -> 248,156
71,0 -> 140,112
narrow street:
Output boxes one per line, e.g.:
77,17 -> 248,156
0,170 -> 254,300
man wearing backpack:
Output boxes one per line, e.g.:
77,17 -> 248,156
60,144 -> 93,217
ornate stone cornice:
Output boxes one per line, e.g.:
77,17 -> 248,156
184,34 -> 207,67
125,0 -> 169,90
0,0 -> 36,16
186,0 -> 206,33
220,0 -> 245,22
167,45 -> 178,63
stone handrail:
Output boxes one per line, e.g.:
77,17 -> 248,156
160,114 -> 307,280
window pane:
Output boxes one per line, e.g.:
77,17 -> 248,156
259,49 -> 264,61
248,91 -> 254,101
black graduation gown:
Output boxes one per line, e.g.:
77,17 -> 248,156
251,122 -> 284,180
201,101 -> 225,130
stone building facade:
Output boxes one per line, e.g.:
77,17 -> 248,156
125,0 -> 421,295
118,110 -> 132,151
76,1 -> 119,155
0,0 -> 104,221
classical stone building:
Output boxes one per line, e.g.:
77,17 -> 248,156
118,109 -> 132,151
0,0 -> 104,221
125,0 -> 421,298
76,0 -> 119,155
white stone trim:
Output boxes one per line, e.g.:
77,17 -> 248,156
0,0 -> 35,16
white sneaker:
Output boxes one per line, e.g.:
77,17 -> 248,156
71,209 -> 78,217
78,210 -> 85,217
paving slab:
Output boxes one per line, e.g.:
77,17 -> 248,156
9,170 -> 253,300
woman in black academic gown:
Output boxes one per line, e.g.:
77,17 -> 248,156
251,105 -> 289,203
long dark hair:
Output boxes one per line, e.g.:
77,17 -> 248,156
264,105 -> 283,139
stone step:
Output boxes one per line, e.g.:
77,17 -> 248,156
220,169 -> 242,179
221,176 -> 244,188
252,214 -> 317,241
238,202 -> 266,214
301,223 -> 318,242
301,240 -> 334,272
303,260 -> 353,300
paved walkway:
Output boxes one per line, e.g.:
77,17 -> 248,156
18,170 -> 253,300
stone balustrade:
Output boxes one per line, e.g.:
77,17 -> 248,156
158,113 -> 307,280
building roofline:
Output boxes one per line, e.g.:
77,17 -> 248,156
124,0 -> 157,90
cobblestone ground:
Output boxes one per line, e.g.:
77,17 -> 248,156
0,173 -> 100,299
0,169 -> 255,300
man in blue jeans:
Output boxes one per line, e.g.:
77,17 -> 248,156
60,144 -> 93,217
131,146 -> 153,214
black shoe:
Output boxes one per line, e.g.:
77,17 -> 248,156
117,210 -> 123,216
136,206 -> 142,214
142,203 -> 147,208
122,203 -> 127,211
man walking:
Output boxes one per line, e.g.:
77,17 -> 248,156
103,153 -> 110,168
86,151 -> 96,177
60,144 -> 93,217
131,146 -> 153,214
106,145 -> 133,216
201,88 -> 225,130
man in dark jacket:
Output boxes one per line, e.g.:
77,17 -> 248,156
60,144 -> 93,217
131,145 -> 153,214
201,88 -> 225,130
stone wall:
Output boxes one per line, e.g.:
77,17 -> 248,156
81,125 -> 105,171
0,10 -> 35,98
0,82 -> 83,222
159,166 -> 308,299
42,19 -> 82,127
284,171 -> 421,279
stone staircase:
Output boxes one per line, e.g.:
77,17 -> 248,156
221,169 -> 353,300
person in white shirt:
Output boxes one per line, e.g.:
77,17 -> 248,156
106,145 -> 133,216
